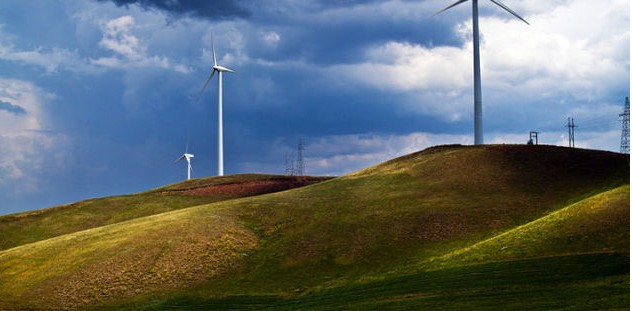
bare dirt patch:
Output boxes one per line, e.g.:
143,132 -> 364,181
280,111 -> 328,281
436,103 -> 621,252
164,176 -> 332,197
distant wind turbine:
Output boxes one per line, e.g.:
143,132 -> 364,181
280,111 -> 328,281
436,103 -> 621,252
198,34 -> 235,176
433,0 -> 529,145
175,142 -> 194,180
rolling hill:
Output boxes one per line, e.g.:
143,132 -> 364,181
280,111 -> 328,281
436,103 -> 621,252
0,174 -> 331,251
0,144 -> 628,310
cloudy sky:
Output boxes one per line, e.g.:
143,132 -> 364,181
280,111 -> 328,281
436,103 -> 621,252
0,0 -> 629,215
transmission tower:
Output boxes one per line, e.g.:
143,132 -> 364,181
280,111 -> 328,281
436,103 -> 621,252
284,138 -> 305,176
284,151 -> 295,176
296,138 -> 305,176
620,96 -> 630,154
567,117 -> 576,148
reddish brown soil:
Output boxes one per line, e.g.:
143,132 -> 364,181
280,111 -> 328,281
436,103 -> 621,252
165,176 -> 332,197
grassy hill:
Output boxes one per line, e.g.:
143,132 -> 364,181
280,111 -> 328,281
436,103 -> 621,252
0,174 -> 331,251
0,144 -> 628,310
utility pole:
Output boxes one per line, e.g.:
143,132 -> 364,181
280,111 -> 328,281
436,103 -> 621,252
620,96 -> 630,154
567,117 -> 576,148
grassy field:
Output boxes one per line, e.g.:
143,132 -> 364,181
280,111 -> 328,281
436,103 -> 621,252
116,253 -> 629,310
0,144 -> 628,310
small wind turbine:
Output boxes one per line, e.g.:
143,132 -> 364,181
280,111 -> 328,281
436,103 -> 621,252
433,0 -> 528,145
175,142 -> 194,180
198,34 -> 235,176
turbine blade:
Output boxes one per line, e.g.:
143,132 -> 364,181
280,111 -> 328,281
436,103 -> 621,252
196,69 -> 216,100
175,154 -> 185,163
432,0 -> 469,17
212,34 -> 217,67
488,0 -> 529,25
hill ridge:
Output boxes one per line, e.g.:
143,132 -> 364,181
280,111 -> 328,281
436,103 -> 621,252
0,144 -> 628,310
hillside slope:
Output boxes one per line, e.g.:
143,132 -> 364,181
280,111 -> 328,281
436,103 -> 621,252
218,144 -> 628,292
0,144 -> 628,310
431,184 -> 629,268
0,174 -> 330,251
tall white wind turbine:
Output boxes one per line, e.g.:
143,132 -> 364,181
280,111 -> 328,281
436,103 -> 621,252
198,35 -> 235,176
433,0 -> 528,145
175,143 -> 194,180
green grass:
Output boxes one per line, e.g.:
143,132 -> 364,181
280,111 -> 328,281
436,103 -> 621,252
113,253 -> 629,310
0,145 -> 628,310
0,174 -> 331,251
0,204 -> 259,309
429,184 -> 630,269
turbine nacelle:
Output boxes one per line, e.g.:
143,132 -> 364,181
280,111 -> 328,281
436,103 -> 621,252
175,153 -> 194,164
213,65 -> 235,73
175,144 -> 194,180
197,35 -> 235,101
210,34 -> 235,74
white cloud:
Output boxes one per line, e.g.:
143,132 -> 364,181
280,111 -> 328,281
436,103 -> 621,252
482,0 -> 629,99
337,41 -> 471,92
0,80 -> 48,134
99,15 -> 144,60
305,132 -> 472,175
263,31 -> 281,45
0,79 -> 69,193
91,15 -> 191,73
329,0 -> 629,122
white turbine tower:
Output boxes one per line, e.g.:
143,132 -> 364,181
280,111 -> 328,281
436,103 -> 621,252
434,0 -> 528,145
175,143 -> 194,180
198,35 -> 235,176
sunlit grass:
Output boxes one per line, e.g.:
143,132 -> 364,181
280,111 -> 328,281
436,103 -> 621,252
0,203 -> 258,308
428,185 -> 629,269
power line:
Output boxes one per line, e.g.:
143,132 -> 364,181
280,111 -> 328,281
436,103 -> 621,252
579,114 -> 618,130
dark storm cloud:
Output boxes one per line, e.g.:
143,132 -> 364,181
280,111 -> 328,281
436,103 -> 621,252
249,1 -> 461,66
0,100 -> 26,115
99,0 -> 250,19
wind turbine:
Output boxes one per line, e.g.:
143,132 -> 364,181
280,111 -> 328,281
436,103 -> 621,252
198,35 -> 235,176
175,142 -> 194,180
433,0 -> 528,145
